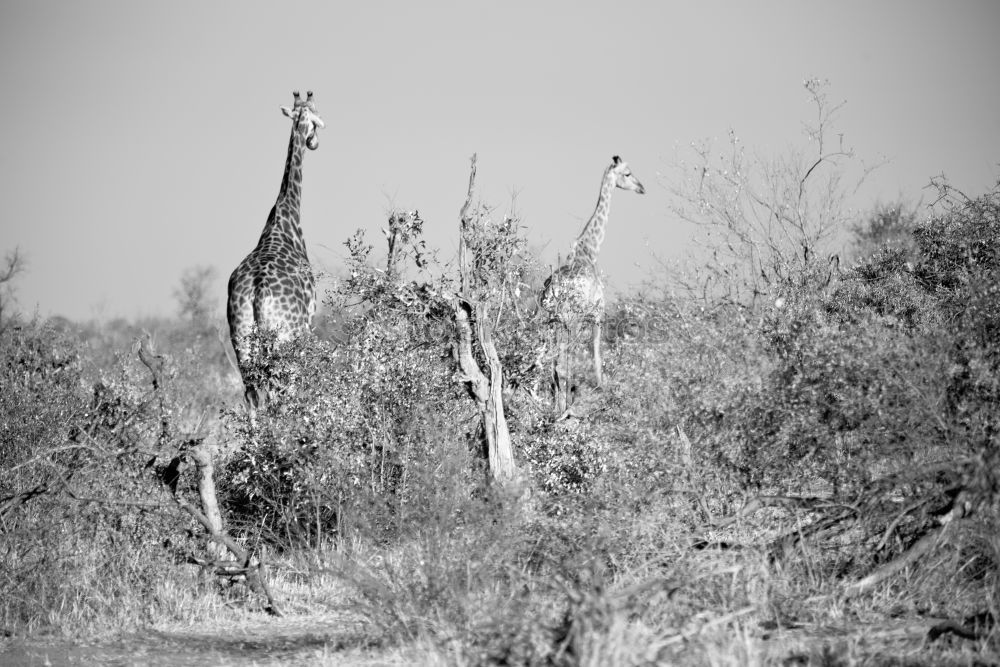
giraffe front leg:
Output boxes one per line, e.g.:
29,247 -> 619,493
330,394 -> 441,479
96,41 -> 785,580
592,319 -> 603,387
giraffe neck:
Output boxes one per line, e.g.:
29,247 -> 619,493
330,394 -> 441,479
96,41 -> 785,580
568,166 -> 615,268
256,124 -> 309,256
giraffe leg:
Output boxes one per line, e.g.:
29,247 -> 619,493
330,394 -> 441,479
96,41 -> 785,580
245,383 -> 265,420
592,319 -> 603,387
553,324 -> 569,414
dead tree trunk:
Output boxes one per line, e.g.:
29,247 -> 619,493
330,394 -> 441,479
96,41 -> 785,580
186,440 -> 226,561
454,154 -> 517,485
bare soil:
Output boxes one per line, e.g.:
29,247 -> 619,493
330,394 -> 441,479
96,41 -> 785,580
0,613 -> 391,667
3,615 -> 994,666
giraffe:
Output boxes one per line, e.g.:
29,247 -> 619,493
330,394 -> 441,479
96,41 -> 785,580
227,91 -> 324,413
540,155 -> 645,413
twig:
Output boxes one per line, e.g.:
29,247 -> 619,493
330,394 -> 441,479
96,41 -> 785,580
60,489 -> 171,510
7,442 -> 100,474
0,484 -> 48,518
770,509 -> 858,554
875,496 -> 933,553
928,611 -> 995,642
660,605 -> 757,647
842,520 -> 968,598
712,494 -> 833,530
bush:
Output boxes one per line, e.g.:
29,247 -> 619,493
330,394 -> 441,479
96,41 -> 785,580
220,317 -> 474,547
0,320 -> 199,634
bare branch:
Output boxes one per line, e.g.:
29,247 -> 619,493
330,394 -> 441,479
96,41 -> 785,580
842,521 -> 965,598
0,247 -> 26,284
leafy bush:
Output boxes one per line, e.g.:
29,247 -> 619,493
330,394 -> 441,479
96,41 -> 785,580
220,317 -> 474,546
220,203 -> 555,547
0,320 -> 200,634
849,202 -> 919,262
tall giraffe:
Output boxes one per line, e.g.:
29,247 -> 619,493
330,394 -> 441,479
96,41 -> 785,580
541,155 -> 645,413
227,91 -> 324,412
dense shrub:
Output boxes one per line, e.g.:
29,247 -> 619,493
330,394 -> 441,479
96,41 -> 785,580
631,183 -> 1000,503
220,317 -> 475,546
219,206 -> 555,547
0,320 -> 199,634
849,202 -> 919,262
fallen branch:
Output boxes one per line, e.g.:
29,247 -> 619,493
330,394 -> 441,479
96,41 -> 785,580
134,335 -> 282,616
769,509 -> 858,555
167,467 -> 282,616
928,611 -> 995,642
874,496 -> 934,553
713,494 -> 834,529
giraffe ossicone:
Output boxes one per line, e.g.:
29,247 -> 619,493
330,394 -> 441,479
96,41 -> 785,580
227,90 -> 324,414
541,155 -> 645,413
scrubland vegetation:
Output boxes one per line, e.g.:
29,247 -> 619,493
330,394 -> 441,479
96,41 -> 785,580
2,85 -> 998,664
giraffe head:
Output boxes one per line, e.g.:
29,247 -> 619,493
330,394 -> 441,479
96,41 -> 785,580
281,90 -> 325,150
609,155 -> 645,194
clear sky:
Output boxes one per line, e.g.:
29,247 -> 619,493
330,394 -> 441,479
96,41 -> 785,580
2,1 -> 998,321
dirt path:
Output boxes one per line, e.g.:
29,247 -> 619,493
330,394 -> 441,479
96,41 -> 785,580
0,613 -> 398,666
4,615 -> 994,665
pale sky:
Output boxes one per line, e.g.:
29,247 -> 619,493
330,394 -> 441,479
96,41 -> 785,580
2,1 -> 998,321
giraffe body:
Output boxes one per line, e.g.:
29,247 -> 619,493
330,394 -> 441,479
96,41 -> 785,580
227,91 -> 324,411
541,156 -> 644,412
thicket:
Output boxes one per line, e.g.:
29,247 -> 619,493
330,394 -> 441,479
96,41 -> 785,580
1,86 -> 997,662
0,263 -> 242,633
0,320 -> 209,634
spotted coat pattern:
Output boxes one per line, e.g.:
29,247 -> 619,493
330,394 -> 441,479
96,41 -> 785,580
541,156 -> 645,408
227,92 -> 323,409
541,155 -> 645,327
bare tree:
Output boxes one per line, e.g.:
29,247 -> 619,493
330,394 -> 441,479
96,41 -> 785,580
669,79 -> 879,307
173,265 -> 218,325
0,247 -> 27,331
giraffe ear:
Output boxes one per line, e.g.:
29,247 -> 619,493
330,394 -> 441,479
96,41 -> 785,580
281,106 -> 293,118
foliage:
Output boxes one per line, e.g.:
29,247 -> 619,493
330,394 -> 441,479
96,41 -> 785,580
220,322 -> 473,546
849,201 -> 919,262
913,179 -> 1000,445
220,198 -> 555,544
0,319 -> 202,635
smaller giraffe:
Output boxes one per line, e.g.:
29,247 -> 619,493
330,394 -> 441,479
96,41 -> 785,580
541,156 -> 645,412
227,91 -> 324,413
